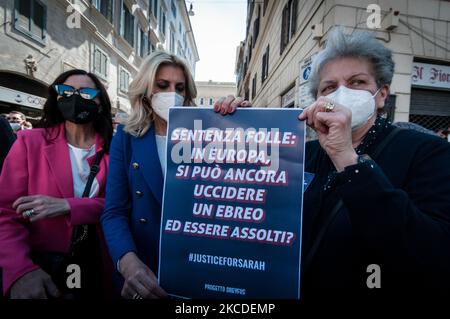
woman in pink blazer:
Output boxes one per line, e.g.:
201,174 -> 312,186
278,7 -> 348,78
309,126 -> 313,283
0,69 -> 113,299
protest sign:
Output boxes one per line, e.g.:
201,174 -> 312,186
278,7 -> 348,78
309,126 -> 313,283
159,107 -> 305,299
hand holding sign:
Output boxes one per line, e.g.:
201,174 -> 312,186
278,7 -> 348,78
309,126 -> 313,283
159,107 -> 305,299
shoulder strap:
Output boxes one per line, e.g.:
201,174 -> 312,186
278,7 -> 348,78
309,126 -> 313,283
302,126 -> 403,272
81,151 -> 104,198
70,151 -> 104,251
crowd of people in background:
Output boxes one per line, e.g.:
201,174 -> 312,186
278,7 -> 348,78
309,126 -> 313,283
1,111 -> 33,133
0,112 -> 33,174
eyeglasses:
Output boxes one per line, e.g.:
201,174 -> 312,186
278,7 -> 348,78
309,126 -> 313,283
7,116 -> 21,121
54,84 -> 100,100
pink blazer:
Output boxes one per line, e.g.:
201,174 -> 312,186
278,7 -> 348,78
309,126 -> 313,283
0,123 -> 109,294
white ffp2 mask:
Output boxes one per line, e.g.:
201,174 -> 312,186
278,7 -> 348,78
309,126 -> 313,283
326,86 -> 380,130
151,92 -> 185,122
9,122 -> 21,131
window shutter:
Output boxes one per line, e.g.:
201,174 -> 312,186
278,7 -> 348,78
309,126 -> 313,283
120,1 -> 125,36
290,0 -> 298,39
94,50 -> 100,74
261,53 -> 266,83
280,5 -> 288,54
16,0 -> 30,31
102,52 -> 107,76
31,1 -> 45,39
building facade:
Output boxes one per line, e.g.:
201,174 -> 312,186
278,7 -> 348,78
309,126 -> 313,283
235,0 -> 450,132
195,80 -> 237,107
0,0 -> 199,122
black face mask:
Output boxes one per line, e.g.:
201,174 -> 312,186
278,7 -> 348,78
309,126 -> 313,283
57,95 -> 99,124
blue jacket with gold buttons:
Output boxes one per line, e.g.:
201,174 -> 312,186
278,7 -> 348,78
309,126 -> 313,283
101,124 -> 164,281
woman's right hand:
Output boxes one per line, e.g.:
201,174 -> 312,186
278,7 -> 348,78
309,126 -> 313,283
10,268 -> 60,299
119,252 -> 168,299
214,95 -> 252,115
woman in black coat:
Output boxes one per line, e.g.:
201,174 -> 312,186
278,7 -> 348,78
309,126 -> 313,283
299,28 -> 450,299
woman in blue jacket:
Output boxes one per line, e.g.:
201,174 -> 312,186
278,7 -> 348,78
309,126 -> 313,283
101,51 -> 249,299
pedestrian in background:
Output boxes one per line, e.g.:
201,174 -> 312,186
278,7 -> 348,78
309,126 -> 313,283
7,111 -> 27,133
393,121 -> 438,136
0,116 -> 16,173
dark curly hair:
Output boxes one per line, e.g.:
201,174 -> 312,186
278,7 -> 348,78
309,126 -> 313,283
37,69 -> 113,153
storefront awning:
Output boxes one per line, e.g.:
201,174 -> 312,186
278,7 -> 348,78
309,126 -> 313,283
0,70 -> 48,109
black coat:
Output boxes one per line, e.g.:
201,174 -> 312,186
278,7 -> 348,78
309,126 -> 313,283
0,117 -> 16,174
302,124 -> 450,300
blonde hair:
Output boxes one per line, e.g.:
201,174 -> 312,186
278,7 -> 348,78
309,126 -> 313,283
124,51 -> 197,137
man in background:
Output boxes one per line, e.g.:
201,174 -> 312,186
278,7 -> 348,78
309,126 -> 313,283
0,116 -> 16,173
6,111 -> 27,133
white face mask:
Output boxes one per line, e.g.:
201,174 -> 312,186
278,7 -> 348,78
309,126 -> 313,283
151,92 -> 185,122
9,122 -> 21,131
326,85 -> 380,130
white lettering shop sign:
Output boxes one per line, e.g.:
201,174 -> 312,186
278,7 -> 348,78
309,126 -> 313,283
0,86 -> 46,109
411,62 -> 450,90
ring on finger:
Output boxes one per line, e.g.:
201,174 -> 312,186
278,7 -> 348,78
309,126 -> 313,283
24,209 -> 35,218
324,102 -> 335,112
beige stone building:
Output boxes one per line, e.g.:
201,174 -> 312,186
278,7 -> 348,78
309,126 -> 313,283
195,80 -> 237,107
0,0 -> 199,122
235,0 -> 450,132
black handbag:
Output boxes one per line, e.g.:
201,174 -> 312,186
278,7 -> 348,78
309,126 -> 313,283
30,151 -> 105,299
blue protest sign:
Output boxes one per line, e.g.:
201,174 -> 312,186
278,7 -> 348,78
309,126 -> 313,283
159,107 -> 305,299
